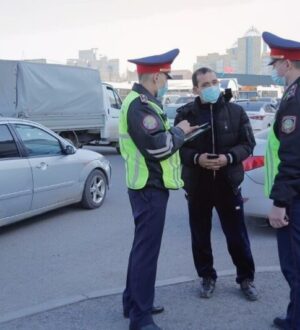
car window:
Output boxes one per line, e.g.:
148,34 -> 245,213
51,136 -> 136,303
14,124 -> 62,156
265,104 -> 276,113
107,87 -> 121,109
0,124 -> 20,159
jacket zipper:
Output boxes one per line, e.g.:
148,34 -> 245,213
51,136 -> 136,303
210,104 -> 216,179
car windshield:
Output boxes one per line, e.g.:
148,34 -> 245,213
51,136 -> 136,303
239,102 -> 265,112
257,97 -> 276,103
175,96 -> 195,104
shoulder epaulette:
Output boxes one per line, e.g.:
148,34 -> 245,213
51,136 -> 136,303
139,94 -> 148,104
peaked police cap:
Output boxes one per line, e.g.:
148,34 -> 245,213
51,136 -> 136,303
262,32 -> 300,65
128,48 -> 179,79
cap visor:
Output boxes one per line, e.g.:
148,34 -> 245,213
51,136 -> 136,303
166,72 -> 173,79
268,58 -> 277,65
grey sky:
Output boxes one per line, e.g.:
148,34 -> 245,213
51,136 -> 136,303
0,0 -> 299,72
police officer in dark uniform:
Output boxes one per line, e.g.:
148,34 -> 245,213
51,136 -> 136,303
263,32 -> 300,330
174,67 -> 258,301
119,49 -> 198,330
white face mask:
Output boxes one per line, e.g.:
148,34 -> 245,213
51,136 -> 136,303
157,81 -> 168,99
271,68 -> 286,86
271,60 -> 287,86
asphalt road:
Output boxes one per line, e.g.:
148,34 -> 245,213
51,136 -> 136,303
0,146 -> 279,321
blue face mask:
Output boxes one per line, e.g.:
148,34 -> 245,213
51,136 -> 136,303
200,85 -> 221,104
157,81 -> 168,99
271,68 -> 286,86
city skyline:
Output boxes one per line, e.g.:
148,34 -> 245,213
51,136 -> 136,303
0,0 -> 299,73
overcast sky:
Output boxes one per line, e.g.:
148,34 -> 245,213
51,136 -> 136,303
0,0 -> 299,73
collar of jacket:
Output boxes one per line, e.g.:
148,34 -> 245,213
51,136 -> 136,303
191,94 -> 226,115
132,83 -> 163,108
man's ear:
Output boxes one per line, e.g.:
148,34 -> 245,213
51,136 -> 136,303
153,72 -> 160,82
192,86 -> 199,95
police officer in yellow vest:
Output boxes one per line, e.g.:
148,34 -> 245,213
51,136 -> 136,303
119,49 -> 198,330
263,31 -> 300,330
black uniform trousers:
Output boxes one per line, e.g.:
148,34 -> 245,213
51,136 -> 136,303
186,176 -> 255,284
277,195 -> 300,330
123,187 -> 169,330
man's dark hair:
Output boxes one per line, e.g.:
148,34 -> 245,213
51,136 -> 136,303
192,67 -> 215,87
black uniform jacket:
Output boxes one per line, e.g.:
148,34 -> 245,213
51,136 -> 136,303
127,83 -> 185,190
174,94 -> 255,194
271,77 -> 300,207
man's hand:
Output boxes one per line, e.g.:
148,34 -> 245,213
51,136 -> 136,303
198,153 -> 228,170
268,205 -> 289,228
176,120 -> 199,135
216,154 -> 228,167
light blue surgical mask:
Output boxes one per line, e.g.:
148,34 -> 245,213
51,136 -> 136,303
157,81 -> 168,99
271,68 -> 286,86
200,85 -> 221,104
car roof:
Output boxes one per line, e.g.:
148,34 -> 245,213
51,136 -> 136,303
0,117 -> 63,139
0,117 -> 49,127
0,117 -> 33,123
238,101 -> 272,107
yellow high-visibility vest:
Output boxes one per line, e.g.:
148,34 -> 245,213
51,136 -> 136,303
265,125 -> 280,196
119,90 -> 183,190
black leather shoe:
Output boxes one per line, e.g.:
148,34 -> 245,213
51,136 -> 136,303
124,305 -> 164,318
273,317 -> 290,329
129,322 -> 162,330
200,277 -> 216,298
240,279 -> 258,301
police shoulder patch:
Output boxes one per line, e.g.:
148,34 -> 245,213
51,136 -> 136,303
281,116 -> 297,134
140,94 -> 148,104
142,115 -> 158,130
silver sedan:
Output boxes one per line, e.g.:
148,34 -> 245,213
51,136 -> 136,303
0,118 -> 111,227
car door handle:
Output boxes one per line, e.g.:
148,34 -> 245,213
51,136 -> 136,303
36,162 -> 48,170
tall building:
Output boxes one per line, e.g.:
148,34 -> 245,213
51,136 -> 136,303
237,27 -> 262,74
193,27 -> 270,75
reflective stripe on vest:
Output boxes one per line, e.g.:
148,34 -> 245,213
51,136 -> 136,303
264,125 -> 280,196
119,90 -> 183,190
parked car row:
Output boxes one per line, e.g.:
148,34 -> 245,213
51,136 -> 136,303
0,110 -> 273,229
0,118 -> 111,228
164,96 -> 278,131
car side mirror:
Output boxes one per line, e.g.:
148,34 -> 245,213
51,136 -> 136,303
64,145 -> 76,155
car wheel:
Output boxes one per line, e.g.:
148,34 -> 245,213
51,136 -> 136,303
81,169 -> 107,209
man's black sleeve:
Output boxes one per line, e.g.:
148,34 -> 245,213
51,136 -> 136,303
174,106 -> 200,167
227,107 -> 256,163
127,99 -> 185,161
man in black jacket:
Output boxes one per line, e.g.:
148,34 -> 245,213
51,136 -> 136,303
174,67 -> 258,301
